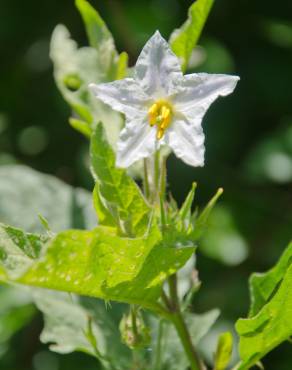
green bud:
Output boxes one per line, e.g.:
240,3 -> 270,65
63,73 -> 82,91
119,309 -> 151,349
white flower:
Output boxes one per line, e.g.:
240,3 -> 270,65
89,31 -> 239,168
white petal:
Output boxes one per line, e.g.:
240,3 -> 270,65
89,78 -> 149,119
116,117 -> 158,168
165,117 -> 205,167
173,73 -> 239,119
134,31 -> 183,97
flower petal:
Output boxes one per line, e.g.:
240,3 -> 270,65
89,78 -> 149,119
135,31 -> 183,97
165,117 -> 205,167
116,117 -> 158,168
173,73 -> 239,119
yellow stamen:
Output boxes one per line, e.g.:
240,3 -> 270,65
148,103 -> 158,126
157,128 -> 164,140
148,100 -> 173,140
160,107 -> 171,129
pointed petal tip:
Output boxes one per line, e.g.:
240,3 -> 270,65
232,75 -> 240,83
175,152 -> 205,168
153,30 -> 162,37
230,74 -> 240,91
229,74 -> 240,85
184,159 -> 205,168
149,30 -> 167,43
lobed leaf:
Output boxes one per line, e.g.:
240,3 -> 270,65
90,123 -> 151,237
0,223 -> 193,311
34,289 -> 102,356
248,242 -> 292,317
0,165 -> 97,357
170,0 -> 214,72
33,289 -> 132,369
235,242 -> 292,369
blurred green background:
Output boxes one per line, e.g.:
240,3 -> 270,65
1,0 -> 292,369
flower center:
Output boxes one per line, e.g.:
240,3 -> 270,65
148,100 -> 173,140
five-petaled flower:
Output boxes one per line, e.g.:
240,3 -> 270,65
89,31 -> 239,168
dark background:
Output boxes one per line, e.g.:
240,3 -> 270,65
1,0 -> 292,369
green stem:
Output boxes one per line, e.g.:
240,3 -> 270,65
154,320 -> 164,370
161,289 -> 172,311
143,158 -> 150,200
151,146 -> 201,369
172,311 -> 202,370
168,275 -> 203,370
159,156 -> 167,199
153,150 -> 160,203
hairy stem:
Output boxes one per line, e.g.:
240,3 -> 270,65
168,275 -> 203,370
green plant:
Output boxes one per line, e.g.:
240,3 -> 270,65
0,1 -> 291,369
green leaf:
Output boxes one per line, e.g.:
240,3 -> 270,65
75,0 -> 129,82
33,289 -> 132,369
0,223 -> 50,279
0,165 -> 96,232
0,223 -> 193,311
249,242 -> 292,317
92,183 -> 116,227
35,290 -> 100,355
235,242 -> 292,369
214,332 -> 233,370
75,0 -> 116,53
90,123 -> 151,237
169,0 -> 214,72
151,309 -> 220,369
0,165 -> 96,357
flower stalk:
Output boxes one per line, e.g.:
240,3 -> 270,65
146,146 -> 203,370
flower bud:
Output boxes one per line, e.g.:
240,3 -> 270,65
119,309 -> 151,349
